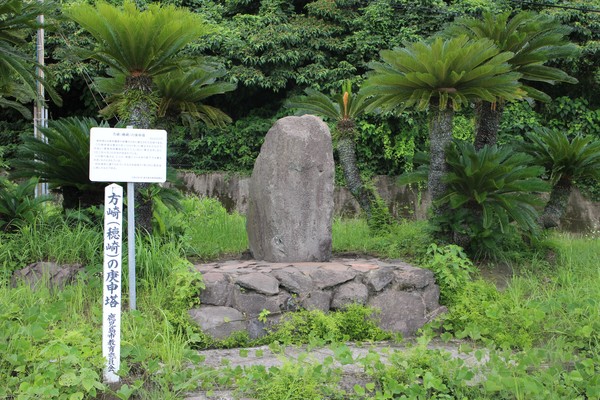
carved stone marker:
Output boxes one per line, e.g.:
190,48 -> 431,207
246,115 -> 334,262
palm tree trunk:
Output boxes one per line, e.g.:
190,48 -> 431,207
540,177 -> 572,229
428,104 -> 454,212
125,75 -> 155,234
337,137 -> 373,219
474,101 -> 504,150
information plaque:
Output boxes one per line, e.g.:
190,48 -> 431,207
90,127 -> 167,183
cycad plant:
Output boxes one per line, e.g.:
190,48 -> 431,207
362,36 -> 523,209
65,0 -> 212,232
10,117 -> 109,210
519,128 -> 600,228
286,81 -> 378,220
95,63 -> 236,130
155,66 -> 236,129
0,0 -> 60,115
439,141 -> 548,256
445,11 -> 578,149
65,0 -> 211,128
0,177 -> 52,232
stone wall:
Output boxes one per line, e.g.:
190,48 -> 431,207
179,172 -> 600,232
189,258 -> 446,340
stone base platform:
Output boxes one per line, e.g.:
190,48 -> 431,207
188,258 -> 446,340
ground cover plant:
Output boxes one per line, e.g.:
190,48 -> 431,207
0,196 -> 598,399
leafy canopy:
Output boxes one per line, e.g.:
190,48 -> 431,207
10,117 -> 109,193
519,128 -> 600,184
362,35 -> 524,112
155,66 -> 237,128
94,63 -> 237,129
285,80 -> 376,137
445,11 -> 578,102
440,141 -> 548,234
65,0 -> 212,78
0,0 -> 60,115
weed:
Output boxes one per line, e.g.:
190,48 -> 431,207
422,243 -> 476,304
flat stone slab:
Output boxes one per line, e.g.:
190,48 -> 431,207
191,258 -> 444,339
184,339 -> 489,400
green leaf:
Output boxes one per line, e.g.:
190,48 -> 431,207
58,372 -> 79,387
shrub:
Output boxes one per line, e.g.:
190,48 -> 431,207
10,117 -> 109,210
437,140 -> 549,258
0,178 -> 51,233
422,243 -> 476,304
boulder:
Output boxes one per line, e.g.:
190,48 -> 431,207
368,291 -> 427,336
331,282 -> 369,309
235,272 -> 280,295
188,306 -> 246,340
246,115 -> 335,262
12,262 -> 83,290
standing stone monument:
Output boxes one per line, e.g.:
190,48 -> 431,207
246,115 -> 334,262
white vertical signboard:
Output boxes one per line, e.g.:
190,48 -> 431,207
102,184 -> 123,383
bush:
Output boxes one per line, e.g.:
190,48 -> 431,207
10,117 -> 109,210
436,141 -> 549,259
421,243 -> 476,304
0,178 -> 52,233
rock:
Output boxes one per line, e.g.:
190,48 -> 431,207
200,279 -> 236,307
308,268 -> 356,289
188,306 -> 246,340
12,262 -> 82,290
246,115 -> 335,262
394,265 -> 435,290
247,314 -> 282,340
365,268 -> 395,292
190,258 -> 443,339
421,284 -> 441,312
331,282 -> 369,310
232,289 -> 284,317
301,290 -> 332,311
235,273 -> 280,295
368,291 -> 427,336
272,270 -> 313,294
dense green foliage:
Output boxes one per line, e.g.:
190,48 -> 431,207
438,141 -> 548,256
10,117 -> 109,210
1,1 -> 600,397
0,177 -> 51,232
0,198 -> 598,398
0,0 -> 61,116
519,127 -> 600,228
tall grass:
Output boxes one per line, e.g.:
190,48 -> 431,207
156,196 -> 248,260
332,217 -> 432,261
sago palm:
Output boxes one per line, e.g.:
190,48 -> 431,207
362,36 -> 523,208
10,117 -> 109,210
285,81 -> 378,218
95,64 -> 236,130
155,66 -> 236,129
0,177 -> 52,232
519,128 -> 600,229
440,141 -> 548,254
65,0 -> 212,232
65,0 -> 211,128
445,11 -> 578,148
0,0 -> 60,114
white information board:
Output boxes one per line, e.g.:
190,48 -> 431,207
102,184 -> 123,383
90,127 -> 167,183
